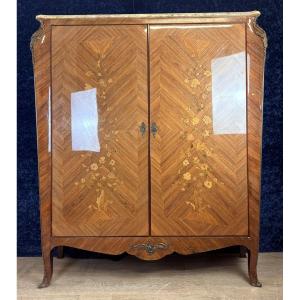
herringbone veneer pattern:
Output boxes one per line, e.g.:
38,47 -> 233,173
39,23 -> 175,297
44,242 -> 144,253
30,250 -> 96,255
51,25 -> 148,236
149,24 -> 248,236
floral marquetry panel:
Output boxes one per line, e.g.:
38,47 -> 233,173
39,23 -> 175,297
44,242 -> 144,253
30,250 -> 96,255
150,24 -> 248,236
51,25 -> 149,236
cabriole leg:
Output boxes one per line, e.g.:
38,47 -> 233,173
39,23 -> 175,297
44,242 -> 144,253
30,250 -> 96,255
248,248 -> 262,287
38,248 -> 53,288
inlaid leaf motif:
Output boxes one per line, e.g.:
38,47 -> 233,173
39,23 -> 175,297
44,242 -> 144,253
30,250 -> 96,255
74,42 -> 124,214
174,55 -> 224,214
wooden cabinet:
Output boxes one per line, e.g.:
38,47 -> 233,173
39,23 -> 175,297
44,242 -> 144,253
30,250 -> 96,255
31,11 -> 267,288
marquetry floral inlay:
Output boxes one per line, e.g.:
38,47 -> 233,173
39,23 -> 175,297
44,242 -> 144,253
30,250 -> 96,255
176,57 -> 224,214
74,43 -> 125,215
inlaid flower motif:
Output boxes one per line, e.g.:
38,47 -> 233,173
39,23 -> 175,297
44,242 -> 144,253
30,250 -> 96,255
205,149 -> 213,157
90,163 -> 98,171
202,115 -> 212,125
197,142 -> 206,151
187,133 -> 195,141
204,70 -> 212,77
183,159 -> 190,166
81,47 -> 126,214
206,85 -> 211,92
85,71 -> 94,77
107,172 -> 116,179
99,157 -> 105,163
190,78 -> 200,88
183,172 -> 192,181
84,83 -> 93,90
176,61 -> 225,213
193,157 -> 199,164
192,117 -> 200,125
200,163 -> 208,171
202,130 -> 210,137
204,180 -> 213,189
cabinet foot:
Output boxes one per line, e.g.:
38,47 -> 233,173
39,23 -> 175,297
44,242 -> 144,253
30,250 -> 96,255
38,249 -> 53,288
248,248 -> 262,287
38,276 -> 51,288
250,279 -> 262,287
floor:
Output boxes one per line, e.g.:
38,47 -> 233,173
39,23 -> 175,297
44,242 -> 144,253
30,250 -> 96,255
17,252 -> 282,300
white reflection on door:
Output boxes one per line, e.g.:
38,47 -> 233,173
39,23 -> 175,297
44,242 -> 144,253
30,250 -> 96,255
211,52 -> 246,135
71,88 -> 100,152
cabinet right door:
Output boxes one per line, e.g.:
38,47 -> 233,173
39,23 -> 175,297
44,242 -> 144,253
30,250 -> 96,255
150,24 -> 249,236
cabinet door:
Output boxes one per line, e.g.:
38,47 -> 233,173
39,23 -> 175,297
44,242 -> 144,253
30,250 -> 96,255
52,25 -> 148,236
150,24 -> 248,236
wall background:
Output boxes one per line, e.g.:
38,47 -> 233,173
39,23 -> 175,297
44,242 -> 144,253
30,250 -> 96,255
17,0 -> 282,256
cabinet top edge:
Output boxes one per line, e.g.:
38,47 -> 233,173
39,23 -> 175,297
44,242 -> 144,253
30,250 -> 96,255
36,11 -> 260,21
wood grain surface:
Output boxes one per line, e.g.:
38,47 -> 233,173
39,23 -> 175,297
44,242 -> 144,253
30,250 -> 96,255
149,24 -> 248,236
51,25 -> 149,237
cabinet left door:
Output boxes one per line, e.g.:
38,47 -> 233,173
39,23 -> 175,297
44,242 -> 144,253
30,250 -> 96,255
51,25 -> 149,236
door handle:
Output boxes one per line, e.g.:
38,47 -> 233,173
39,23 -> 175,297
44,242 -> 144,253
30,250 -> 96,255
151,122 -> 158,137
139,122 -> 146,137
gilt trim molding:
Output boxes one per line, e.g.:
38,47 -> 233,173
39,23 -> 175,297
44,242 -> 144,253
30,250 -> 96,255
30,20 -> 44,51
249,16 -> 268,51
